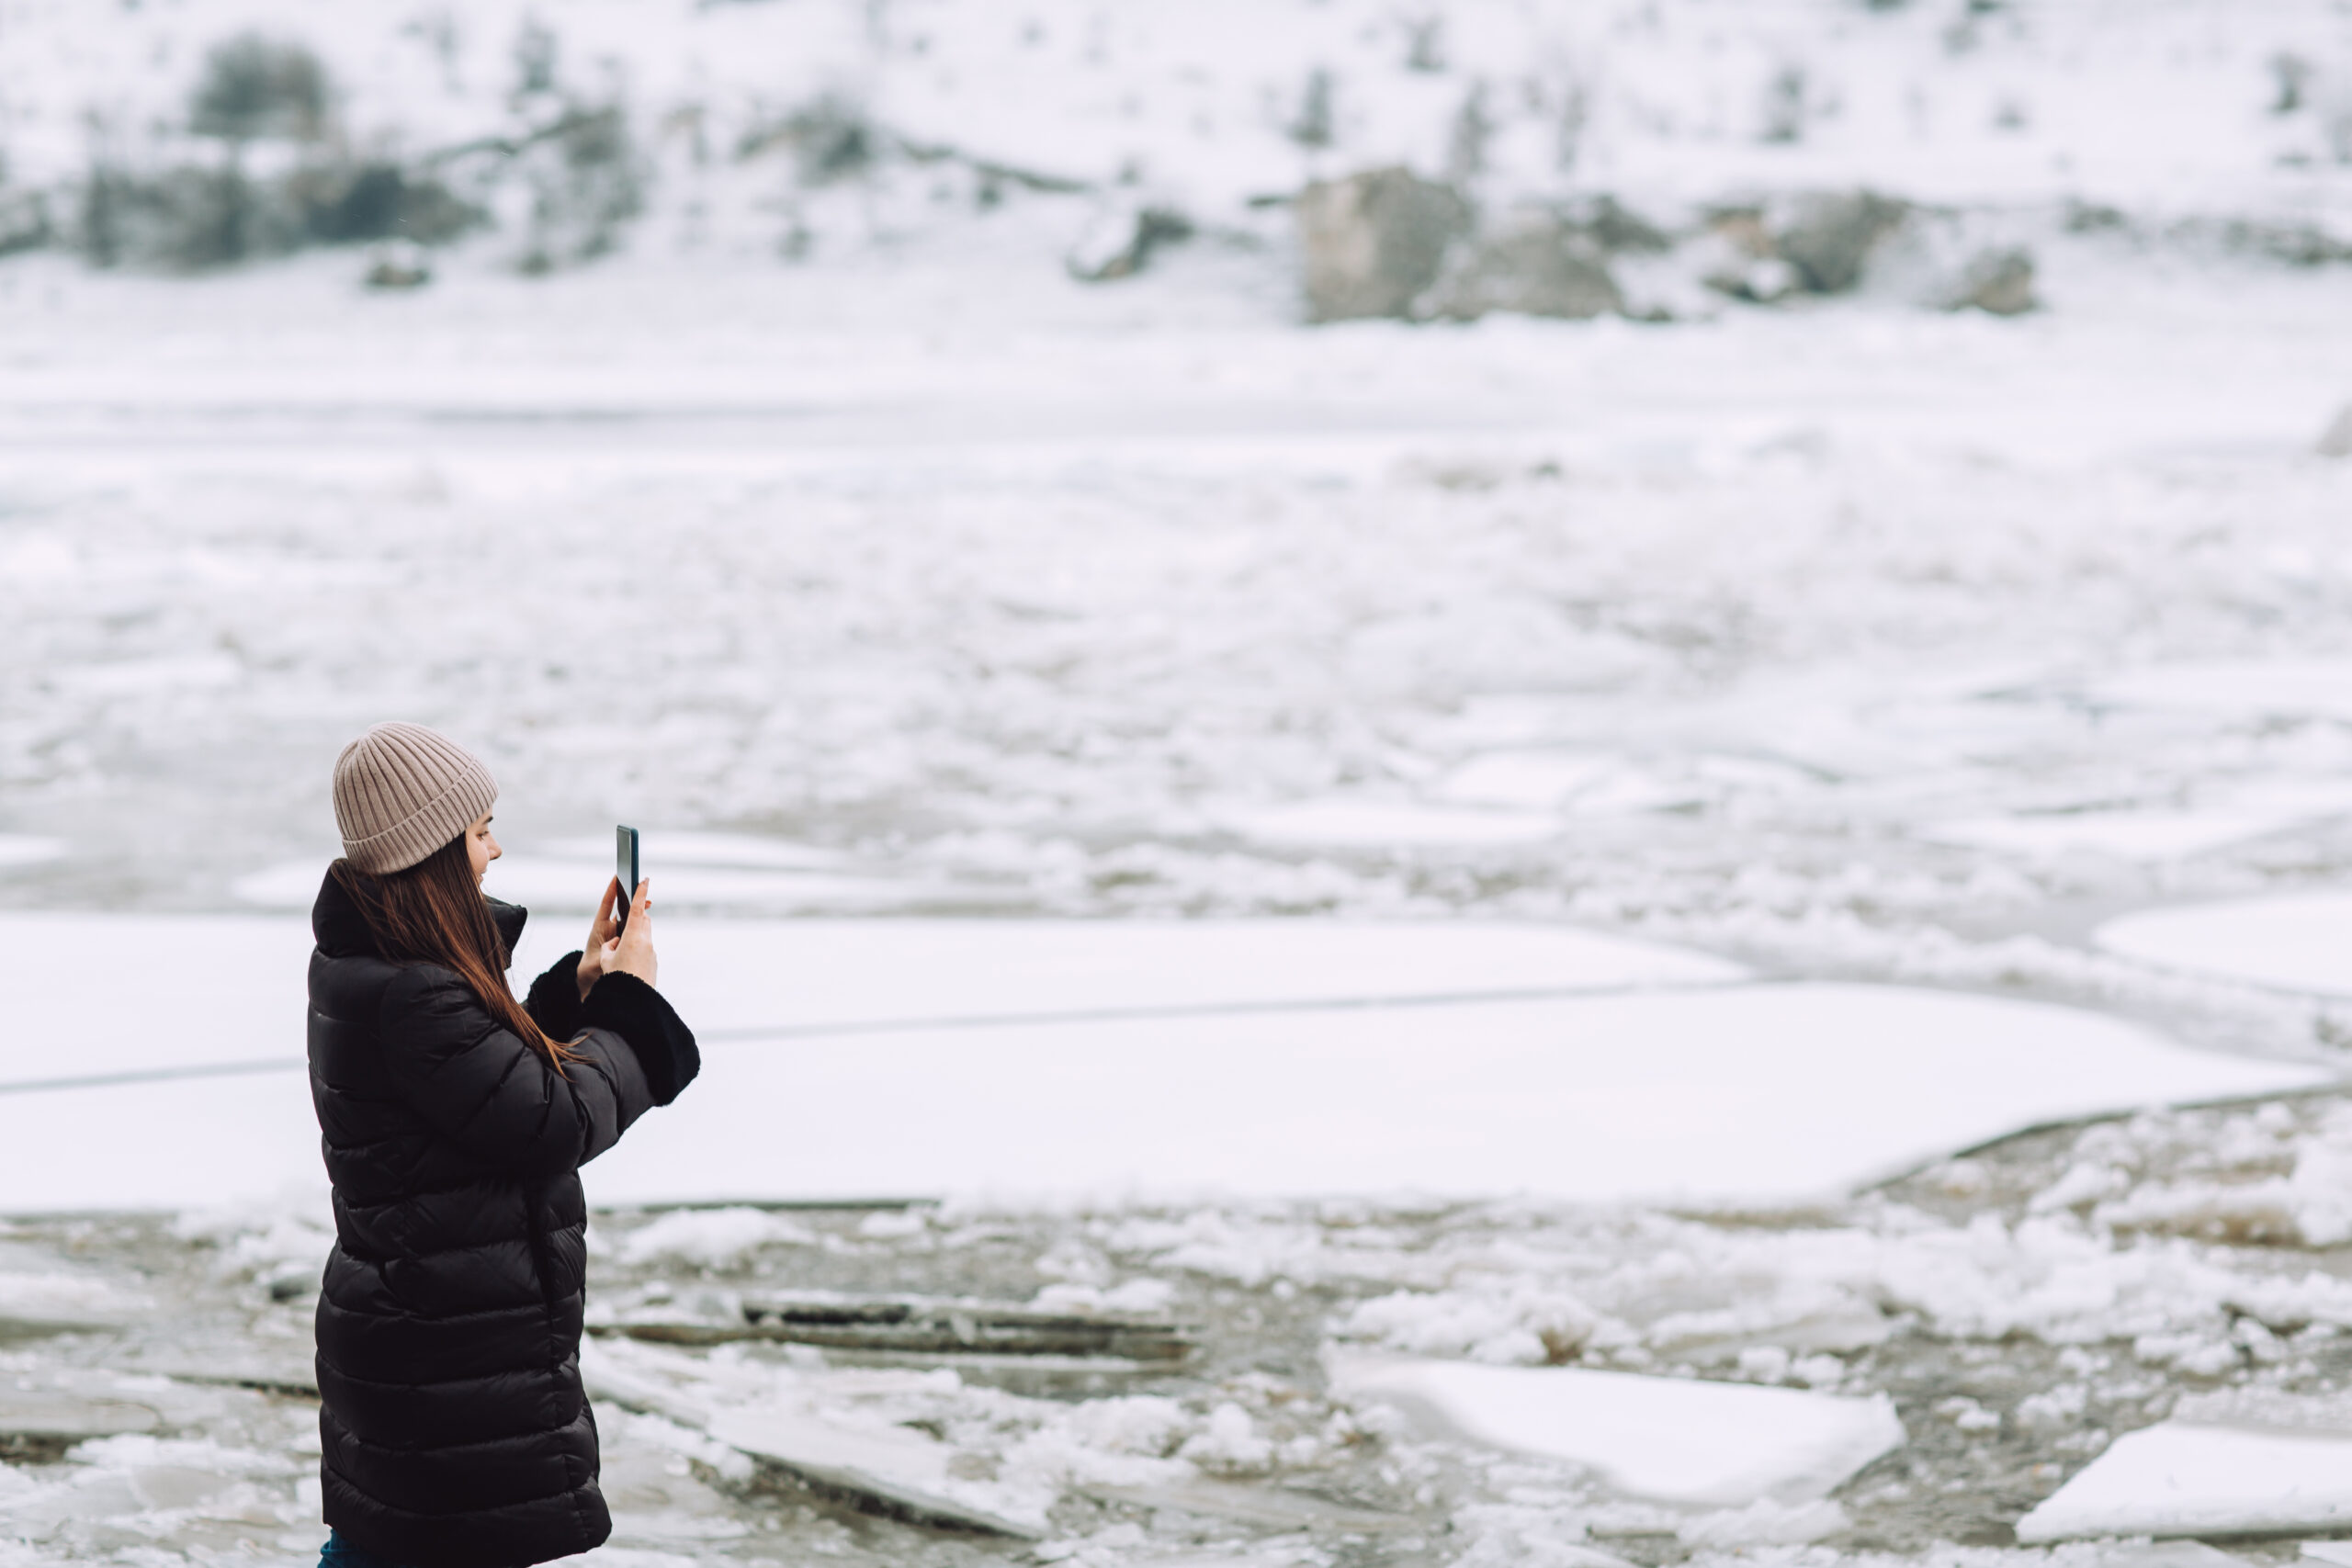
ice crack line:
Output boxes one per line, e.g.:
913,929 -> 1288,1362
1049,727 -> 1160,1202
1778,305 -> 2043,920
0,979 -> 1738,1098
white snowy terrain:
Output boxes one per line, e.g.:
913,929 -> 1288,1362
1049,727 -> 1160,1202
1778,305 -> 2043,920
6,0 -> 2352,1563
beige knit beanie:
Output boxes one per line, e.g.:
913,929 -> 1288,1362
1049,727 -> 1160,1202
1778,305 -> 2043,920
333,723 -> 499,875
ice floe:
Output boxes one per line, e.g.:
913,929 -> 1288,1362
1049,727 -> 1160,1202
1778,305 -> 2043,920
590,983 -> 2324,1207
2099,894 -> 2352,998
0,954 -> 2324,1212
1326,1352 -> 1903,1506
1928,811 -> 2310,863
2017,1420 -> 2352,1541
0,912 -> 1741,1089
1211,799 -> 1566,848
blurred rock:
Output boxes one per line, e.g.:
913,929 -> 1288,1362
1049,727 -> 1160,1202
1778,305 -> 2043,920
76,158 -> 481,272
1944,247 -> 2037,315
1421,211 -> 1621,321
79,164 -> 290,271
364,242 -> 432,289
737,95 -> 876,186
1297,166 -> 1470,322
1069,201 -> 1193,282
2319,405 -> 2352,458
2218,219 -> 2352,267
0,189 -> 51,256
291,162 -> 481,247
1773,190 -> 1909,294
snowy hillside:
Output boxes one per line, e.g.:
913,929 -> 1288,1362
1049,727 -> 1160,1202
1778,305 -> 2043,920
3,0 -> 2349,303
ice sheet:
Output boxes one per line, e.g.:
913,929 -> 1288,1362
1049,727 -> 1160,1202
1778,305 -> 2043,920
2016,1422 -> 2352,1541
584,984 -> 2327,1206
236,853 -> 915,914
1928,812 -> 2307,863
0,911 -> 1741,1082
0,965 -> 2314,1212
2098,896 -> 2352,998
1328,1352 -> 1903,1506
1213,800 -> 1566,848
0,912 -> 319,1080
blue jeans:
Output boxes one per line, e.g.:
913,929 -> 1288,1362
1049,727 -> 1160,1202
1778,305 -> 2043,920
319,1532 -> 412,1568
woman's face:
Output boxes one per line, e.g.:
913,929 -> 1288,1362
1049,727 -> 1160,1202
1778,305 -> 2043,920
466,812 -> 502,886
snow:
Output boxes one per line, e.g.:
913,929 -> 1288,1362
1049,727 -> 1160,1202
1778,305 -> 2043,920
2016,1421 -> 2352,1542
2099,895 -> 2352,998
1327,1352 -> 1903,1506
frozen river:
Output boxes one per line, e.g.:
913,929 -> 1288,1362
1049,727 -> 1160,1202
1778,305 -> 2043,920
6,245 -> 2352,1563
6,254 -> 2352,1057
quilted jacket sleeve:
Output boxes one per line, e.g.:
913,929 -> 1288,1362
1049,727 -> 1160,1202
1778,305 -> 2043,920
378,964 -> 654,1175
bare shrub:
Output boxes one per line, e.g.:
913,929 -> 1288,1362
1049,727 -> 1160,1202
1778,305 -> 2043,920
739,97 -> 876,185
515,105 -> 645,270
189,35 -> 330,142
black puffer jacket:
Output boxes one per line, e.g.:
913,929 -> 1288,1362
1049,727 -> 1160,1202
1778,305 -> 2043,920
307,870 -> 699,1568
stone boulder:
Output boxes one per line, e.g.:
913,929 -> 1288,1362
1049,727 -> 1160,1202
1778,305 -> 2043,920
1772,190 -> 1909,294
1943,246 -> 2037,316
1296,166 -> 1471,321
2320,404 -> 2352,458
1421,212 -> 1621,321
1068,201 -> 1193,282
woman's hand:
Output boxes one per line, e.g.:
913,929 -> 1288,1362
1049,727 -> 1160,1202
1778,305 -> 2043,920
601,878 -> 658,989
575,878 -> 624,1000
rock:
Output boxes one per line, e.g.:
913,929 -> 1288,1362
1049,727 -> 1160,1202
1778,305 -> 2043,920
1946,246 -> 2036,315
1421,211 -> 1621,321
2318,404 -> 2352,457
1772,190 -> 1909,294
1296,166 -> 1471,322
364,242 -> 432,290
0,189 -> 51,257
1068,201 -> 1193,282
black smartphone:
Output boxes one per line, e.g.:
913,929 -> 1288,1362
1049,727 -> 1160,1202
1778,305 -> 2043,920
615,825 -> 640,933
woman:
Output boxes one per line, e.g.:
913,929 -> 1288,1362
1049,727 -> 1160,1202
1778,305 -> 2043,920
308,722 -> 700,1568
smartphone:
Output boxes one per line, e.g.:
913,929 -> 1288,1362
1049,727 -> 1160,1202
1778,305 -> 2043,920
615,825 -> 640,934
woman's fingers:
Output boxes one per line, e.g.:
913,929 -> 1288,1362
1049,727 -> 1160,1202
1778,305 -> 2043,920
591,876 -> 619,936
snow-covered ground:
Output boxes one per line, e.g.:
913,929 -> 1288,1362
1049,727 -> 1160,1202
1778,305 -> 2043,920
8,0 -> 2352,1562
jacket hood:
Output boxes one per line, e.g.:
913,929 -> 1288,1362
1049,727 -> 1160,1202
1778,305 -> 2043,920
311,865 -> 528,969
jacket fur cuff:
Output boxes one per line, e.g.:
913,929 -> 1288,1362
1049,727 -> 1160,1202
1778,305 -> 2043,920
581,972 -> 700,1107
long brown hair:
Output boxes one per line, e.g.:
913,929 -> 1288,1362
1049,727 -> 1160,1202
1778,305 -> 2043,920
331,834 -> 575,1067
